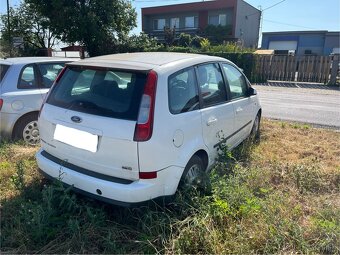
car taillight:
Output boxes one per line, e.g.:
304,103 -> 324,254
134,70 -> 157,142
0,99 -> 3,111
139,171 -> 157,179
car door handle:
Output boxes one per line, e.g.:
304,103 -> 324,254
207,117 -> 218,126
236,107 -> 243,113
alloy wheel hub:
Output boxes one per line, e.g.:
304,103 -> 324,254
23,121 -> 40,145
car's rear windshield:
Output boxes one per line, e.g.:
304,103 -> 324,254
47,66 -> 148,120
0,64 -> 10,83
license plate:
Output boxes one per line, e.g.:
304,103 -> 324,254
54,124 -> 98,153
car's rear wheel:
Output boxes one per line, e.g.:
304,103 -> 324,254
13,113 -> 40,145
250,113 -> 261,141
179,155 -> 210,193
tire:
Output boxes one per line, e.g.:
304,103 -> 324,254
13,113 -> 40,145
250,113 -> 261,142
179,155 -> 210,193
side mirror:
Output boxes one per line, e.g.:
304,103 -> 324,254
247,87 -> 257,96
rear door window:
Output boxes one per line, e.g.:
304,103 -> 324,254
168,67 -> 199,114
197,63 -> 227,107
0,64 -> 10,82
47,66 -> 148,120
37,63 -> 65,88
18,65 -> 37,89
222,63 -> 248,100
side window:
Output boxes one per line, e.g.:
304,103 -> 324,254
222,63 -> 248,99
168,67 -> 199,114
197,63 -> 227,107
18,65 -> 37,89
37,63 -> 65,88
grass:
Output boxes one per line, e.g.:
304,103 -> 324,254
0,119 -> 339,254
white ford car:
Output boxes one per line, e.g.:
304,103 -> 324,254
36,52 -> 261,206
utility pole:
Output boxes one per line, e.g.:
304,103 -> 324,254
258,5 -> 263,48
7,0 -> 12,57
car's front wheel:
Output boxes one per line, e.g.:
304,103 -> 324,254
250,113 -> 261,141
13,113 -> 40,145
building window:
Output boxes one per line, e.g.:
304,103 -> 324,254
170,17 -> 180,28
219,14 -> 227,26
185,16 -> 197,28
209,14 -> 227,26
153,19 -> 165,30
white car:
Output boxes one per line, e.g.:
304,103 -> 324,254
36,52 -> 261,206
0,57 -> 75,144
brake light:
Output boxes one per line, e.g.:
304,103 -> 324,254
134,70 -> 157,142
0,99 -> 3,111
139,171 -> 157,179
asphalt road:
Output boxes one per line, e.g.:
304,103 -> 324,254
253,85 -> 340,129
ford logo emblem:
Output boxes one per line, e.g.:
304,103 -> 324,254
71,116 -> 82,123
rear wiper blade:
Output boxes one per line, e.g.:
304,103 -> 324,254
69,100 -> 100,110
68,100 -> 113,114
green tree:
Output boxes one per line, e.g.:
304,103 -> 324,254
0,2 -> 58,57
117,32 -> 161,52
26,0 -> 137,56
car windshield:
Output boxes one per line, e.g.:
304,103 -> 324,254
0,64 -> 10,83
47,66 -> 148,120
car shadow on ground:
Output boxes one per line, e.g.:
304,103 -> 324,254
255,81 -> 339,91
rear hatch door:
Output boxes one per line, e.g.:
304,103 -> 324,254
40,66 -> 148,181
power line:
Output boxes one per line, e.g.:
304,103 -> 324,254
264,19 -> 318,30
262,0 -> 286,11
247,0 -> 287,17
132,0 -> 187,2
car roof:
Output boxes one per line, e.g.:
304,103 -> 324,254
68,52 -> 228,71
0,57 -> 76,65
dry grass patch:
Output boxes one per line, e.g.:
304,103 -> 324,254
257,119 -> 340,173
0,142 -> 39,200
0,119 -> 339,254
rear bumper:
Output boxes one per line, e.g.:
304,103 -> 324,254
36,149 -> 184,206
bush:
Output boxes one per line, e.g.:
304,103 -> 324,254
191,35 -> 204,48
204,25 -> 232,44
117,32 -> 162,53
200,38 -> 211,51
167,46 -> 199,53
178,33 -> 192,47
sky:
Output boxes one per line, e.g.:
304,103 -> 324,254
1,0 -> 340,35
